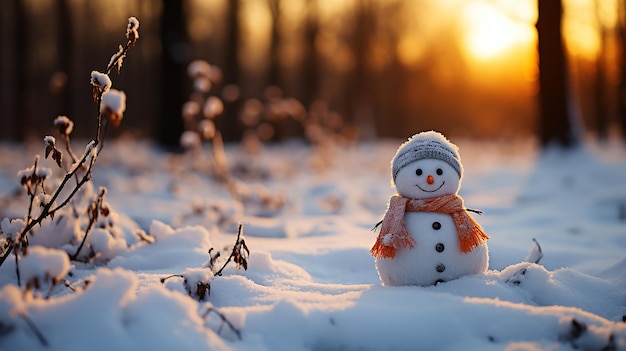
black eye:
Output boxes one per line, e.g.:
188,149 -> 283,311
416,169 -> 423,176
436,168 -> 443,175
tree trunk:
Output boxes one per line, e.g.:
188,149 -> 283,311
594,26 -> 608,139
158,0 -> 187,148
346,0 -> 376,126
55,0 -> 73,117
220,0 -> 242,141
14,0 -> 30,141
618,0 -> 626,137
536,0 -> 575,147
0,2 -> 12,140
268,0 -> 281,88
301,0 -> 319,109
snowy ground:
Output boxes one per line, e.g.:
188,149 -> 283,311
0,137 -> 625,350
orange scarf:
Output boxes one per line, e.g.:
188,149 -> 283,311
371,194 -> 489,259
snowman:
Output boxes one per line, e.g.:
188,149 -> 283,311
371,131 -> 489,286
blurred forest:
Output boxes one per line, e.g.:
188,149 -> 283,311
0,0 -> 625,145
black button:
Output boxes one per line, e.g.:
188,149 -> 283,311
435,243 -> 445,252
436,264 -> 445,272
432,222 -> 441,230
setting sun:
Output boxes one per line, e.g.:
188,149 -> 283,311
462,2 -> 536,61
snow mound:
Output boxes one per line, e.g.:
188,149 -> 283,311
109,220 -> 213,270
0,268 -> 231,350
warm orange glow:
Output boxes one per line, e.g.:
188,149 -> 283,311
461,1 -> 536,62
562,0 -> 617,60
397,35 -> 426,67
188,0 -> 222,41
240,0 -> 272,72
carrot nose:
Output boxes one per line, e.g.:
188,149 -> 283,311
427,175 -> 435,184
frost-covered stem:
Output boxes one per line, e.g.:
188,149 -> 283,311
70,220 -> 94,261
70,188 -> 104,260
25,156 -> 39,224
0,240 -> 15,268
207,248 -> 220,270
106,42 -> 132,75
64,280 -> 76,292
94,94 -> 111,154
95,95 -> 104,145
0,246 -> 14,272
531,238 -> 543,264
135,230 -> 155,244
0,142 -> 97,269
214,224 -> 243,277
45,281 -> 56,299
159,274 -> 184,283
63,134 -> 78,164
63,134 -> 81,184
63,279 -> 89,293
98,118 -> 110,153
211,132 -> 241,202
20,313 -> 49,347
202,307 -> 242,340
48,143 -> 97,215
14,249 -> 21,287
212,132 -> 229,184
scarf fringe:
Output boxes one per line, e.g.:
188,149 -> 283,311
370,234 -> 415,259
454,212 -> 490,253
458,224 -> 490,253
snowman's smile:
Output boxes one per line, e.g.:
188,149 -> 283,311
416,181 -> 445,193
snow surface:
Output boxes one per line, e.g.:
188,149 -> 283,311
0,137 -> 625,350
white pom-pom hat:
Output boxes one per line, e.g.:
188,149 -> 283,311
391,131 -> 462,182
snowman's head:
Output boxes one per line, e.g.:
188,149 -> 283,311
395,159 -> 460,199
391,131 -> 463,199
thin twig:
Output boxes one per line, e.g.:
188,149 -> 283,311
14,249 -> 20,287
45,281 -> 57,299
95,94 -> 104,147
106,41 -> 133,75
2,234 -> 20,270
63,280 -> 76,292
202,307 -> 242,340
159,274 -> 184,284
20,313 -> 49,347
63,134 -> 78,164
531,238 -> 543,264
98,118 -> 110,153
214,224 -> 243,277
70,189 -> 104,261
372,219 -> 382,231
25,157 -> 39,224
135,230 -> 155,244
62,134 -> 81,185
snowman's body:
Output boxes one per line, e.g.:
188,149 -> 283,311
375,211 -> 488,286
372,131 -> 489,286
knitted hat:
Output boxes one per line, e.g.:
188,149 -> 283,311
391,131 -> 462,182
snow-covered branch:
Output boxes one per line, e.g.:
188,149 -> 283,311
0,16 -> 141,279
